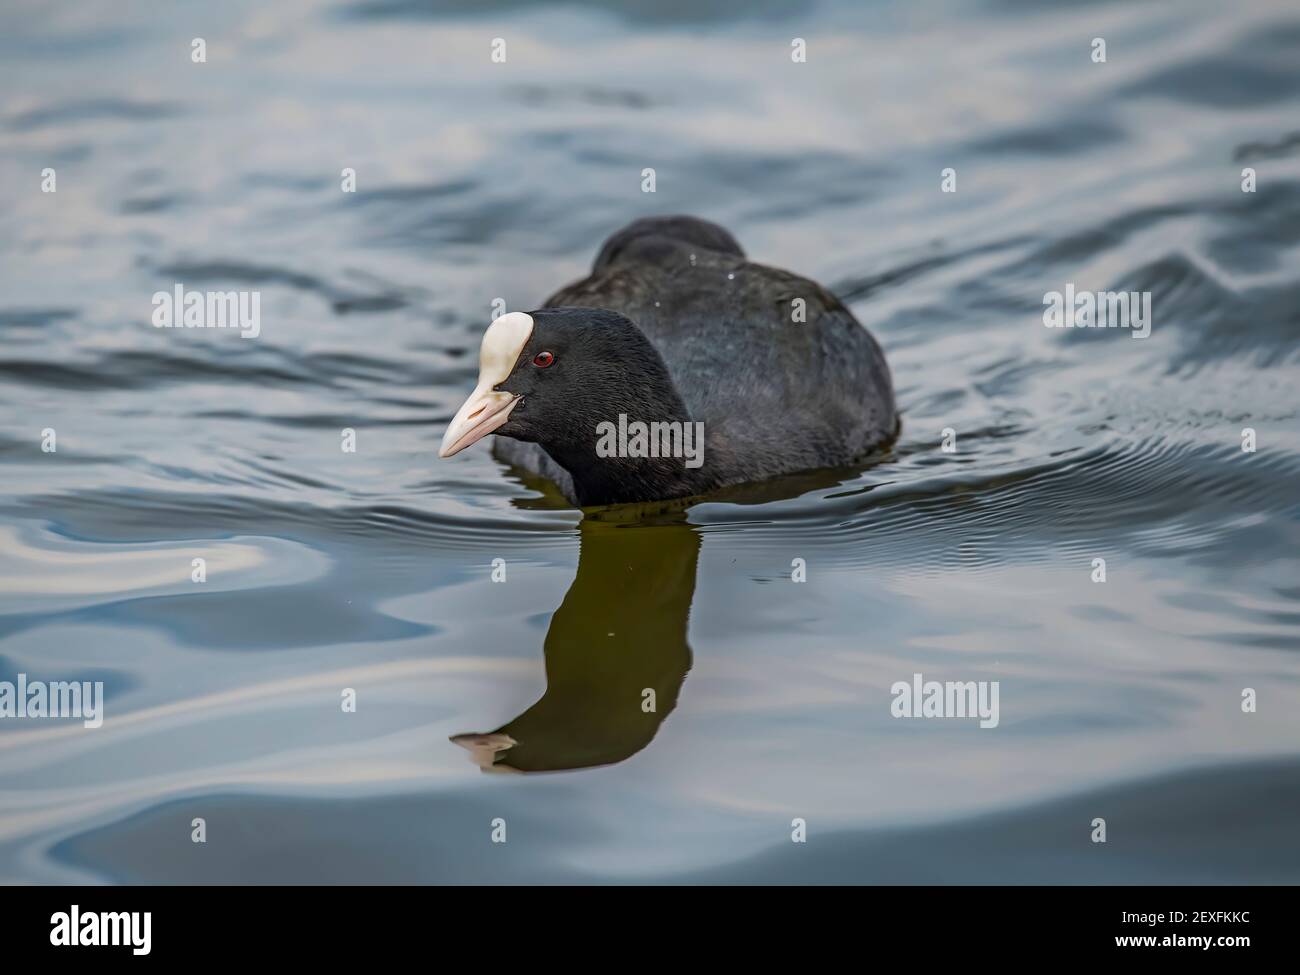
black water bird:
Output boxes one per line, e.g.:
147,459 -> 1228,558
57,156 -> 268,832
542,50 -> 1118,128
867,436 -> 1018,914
439,216 -> 896,506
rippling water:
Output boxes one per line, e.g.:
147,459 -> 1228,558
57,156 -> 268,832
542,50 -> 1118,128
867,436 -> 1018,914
2,0 -> 1299,884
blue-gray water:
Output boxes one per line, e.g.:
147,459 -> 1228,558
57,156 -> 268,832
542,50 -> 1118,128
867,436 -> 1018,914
1,0 -> 1298,884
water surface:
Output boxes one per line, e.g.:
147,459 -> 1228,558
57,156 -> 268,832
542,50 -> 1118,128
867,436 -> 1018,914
1,0 -> 1299,883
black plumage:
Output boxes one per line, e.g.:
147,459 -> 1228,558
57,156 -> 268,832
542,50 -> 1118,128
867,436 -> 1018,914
464,215 -> 897,506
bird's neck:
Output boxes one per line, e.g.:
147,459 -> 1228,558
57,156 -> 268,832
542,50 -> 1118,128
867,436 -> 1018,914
543,409 -> 721,507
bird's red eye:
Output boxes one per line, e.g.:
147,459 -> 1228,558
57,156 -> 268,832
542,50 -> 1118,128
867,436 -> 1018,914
533,351 -> 555,368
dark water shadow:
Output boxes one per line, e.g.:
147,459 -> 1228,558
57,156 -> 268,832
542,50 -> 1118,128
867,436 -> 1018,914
452,439 -> 907,773
499,438 -> 902,515
452,510 -> 698,773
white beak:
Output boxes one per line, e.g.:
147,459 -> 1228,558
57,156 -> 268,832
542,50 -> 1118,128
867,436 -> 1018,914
449,732 -> 520,773
439,312 -> 534,458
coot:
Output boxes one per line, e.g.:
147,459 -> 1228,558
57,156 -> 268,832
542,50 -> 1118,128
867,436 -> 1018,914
439,216 -> 896,506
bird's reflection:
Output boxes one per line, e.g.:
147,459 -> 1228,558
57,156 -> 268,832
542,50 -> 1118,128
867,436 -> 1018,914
452,509 -> 698,773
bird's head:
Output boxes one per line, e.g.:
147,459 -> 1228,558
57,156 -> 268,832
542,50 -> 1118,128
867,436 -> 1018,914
439,308 -> 708,505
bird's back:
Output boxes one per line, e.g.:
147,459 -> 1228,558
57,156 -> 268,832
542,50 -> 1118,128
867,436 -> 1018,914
545,217 -> 896,478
